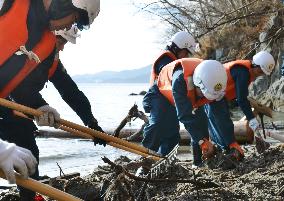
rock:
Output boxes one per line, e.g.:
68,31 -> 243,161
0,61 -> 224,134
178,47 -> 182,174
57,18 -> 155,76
129,91 -> 147,96
129,93 -> 138,96
249,12 -> 284,113
259,32 -> 267,43
250,77 -> 284,112
139,91 -> 147,96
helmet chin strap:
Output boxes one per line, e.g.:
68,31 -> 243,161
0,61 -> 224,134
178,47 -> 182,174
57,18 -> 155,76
251,62 -> 260,68
166,43 -> 182,58
75,7 -> 89,30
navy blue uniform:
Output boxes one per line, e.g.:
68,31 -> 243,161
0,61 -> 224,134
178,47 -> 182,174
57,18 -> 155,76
142,54 -> 180,156
172,68 -> 209,166
205,66 -> 254,149
0,1 -> 53,200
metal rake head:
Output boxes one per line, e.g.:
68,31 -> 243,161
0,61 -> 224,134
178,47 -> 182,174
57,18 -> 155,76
150,144 -> 179,178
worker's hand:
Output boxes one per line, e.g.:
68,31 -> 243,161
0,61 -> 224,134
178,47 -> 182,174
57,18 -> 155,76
0,141 -> 37,184
87,119 -> 107,147
248,117 -> 260,132
35,105 -> 60,127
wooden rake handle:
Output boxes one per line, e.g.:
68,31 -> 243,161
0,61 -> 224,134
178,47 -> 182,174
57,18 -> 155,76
0,171 -> 82,201
60,126 -> 161,161
12,113 -> 161,161
58,119 -> 162,159
0,98 -> 162,160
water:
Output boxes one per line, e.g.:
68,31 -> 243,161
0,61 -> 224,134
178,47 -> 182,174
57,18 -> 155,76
39,83 -> 148,176
37,138 -> 139,177
41,82 -> 148,129
0,83 -> 148,185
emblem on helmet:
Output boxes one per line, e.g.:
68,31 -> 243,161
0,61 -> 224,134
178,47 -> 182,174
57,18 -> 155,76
214,83 -> 223,91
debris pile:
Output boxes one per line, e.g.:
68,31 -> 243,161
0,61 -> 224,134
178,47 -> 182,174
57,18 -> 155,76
1,145 -> 284,200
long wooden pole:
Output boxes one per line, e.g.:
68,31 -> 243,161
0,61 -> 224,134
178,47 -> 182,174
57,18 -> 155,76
58,119 -> 161,158
0,98 -> 162,159
0,171 -> 82,201
60,125 -> 161,161
13,108 -> 160,160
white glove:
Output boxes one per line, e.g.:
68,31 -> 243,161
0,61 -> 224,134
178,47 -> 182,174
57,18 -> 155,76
248,117 -> 260,132
35,105 -> 60,127
0,141 -> 37,184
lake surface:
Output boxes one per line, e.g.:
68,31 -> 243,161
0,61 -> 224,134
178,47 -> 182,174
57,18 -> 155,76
40,83 -> 150,176
0,83 -> 149,185
41,82 -> 148,129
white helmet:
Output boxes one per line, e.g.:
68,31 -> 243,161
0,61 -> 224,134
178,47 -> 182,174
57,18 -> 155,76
72,0 -> 100,26
170,31 -> 197,54
0,0 -> 4,10
54,25 -> 80,44
193,60 -> 227,101
253,51 -> 275,75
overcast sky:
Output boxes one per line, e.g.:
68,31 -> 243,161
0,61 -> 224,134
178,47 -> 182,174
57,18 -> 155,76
60,0 -> 166,76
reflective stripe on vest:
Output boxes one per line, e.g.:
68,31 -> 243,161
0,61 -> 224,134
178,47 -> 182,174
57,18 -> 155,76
0,0 -> 30,65
158,58 -> 210,108
149,51 -> 177,86
224,60 -> 254,101
0,31 -> 56,98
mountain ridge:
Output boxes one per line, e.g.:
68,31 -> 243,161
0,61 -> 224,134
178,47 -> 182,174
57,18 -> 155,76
72,65 -> 151,83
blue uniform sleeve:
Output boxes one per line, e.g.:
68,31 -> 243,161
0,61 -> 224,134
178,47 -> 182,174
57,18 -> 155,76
49,61 -> 95,125
172,68 -> 208,142
230,66 -> 255,121
154,55 -> 174,75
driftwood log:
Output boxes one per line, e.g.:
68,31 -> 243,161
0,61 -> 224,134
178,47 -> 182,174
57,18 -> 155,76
38,104 -> 257,145
37,102 -> 284,145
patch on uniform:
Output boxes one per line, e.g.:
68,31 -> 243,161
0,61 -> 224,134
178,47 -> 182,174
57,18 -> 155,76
187,76 -> 194,90
214,83 -> 222,92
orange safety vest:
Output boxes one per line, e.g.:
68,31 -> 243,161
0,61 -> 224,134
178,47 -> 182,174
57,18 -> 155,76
48,57 -> 59,79
158,58 -> 211,108
149,51 -> 177,86
224,60 -> 255,101
0,0 -> 56,98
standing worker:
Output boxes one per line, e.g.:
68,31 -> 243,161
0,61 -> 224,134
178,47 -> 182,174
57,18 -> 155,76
158,59 -> 228,167
0,0 -> 99,199
204,51 -> 275,158
142,31 -> 197,156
